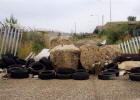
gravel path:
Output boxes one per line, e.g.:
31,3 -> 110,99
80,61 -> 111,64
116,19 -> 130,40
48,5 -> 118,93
0,75 -> 140,100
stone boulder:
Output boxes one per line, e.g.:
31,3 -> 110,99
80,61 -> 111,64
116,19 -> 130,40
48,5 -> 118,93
80,44 -> 122,74
49,36 -> 73,49
50,45 -> 80,70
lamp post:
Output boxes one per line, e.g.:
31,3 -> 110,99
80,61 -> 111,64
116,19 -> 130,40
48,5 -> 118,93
110,0 -> 112,24
74,22 -> 77,34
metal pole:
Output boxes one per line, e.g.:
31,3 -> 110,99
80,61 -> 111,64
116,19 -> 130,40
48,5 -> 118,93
18,30 -> 23,55
102,15 -> 104,30
75,22 -> 77,34
4,26 -> 11,54
14,29 -> 20,56
1,26 -> 7,54
8,27 -> 14,51
25,52 -> 33,60
11,28 -> 17,54
110,0 -> 112,24
0,26 -> 2,39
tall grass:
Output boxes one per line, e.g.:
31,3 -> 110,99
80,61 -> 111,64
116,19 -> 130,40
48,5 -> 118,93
19,31 -> 49,59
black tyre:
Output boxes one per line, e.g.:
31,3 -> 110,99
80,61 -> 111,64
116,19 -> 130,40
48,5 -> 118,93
104,63 -> 118,70
57,68 -> 75,74
76,69 -> 87,72
56,73 -> 72,79
129,73 -> 140,81
77,60 -> 84,69
39,57 -> 54,70
2,56 -> 16,66
114,56 -> 131,62
98,73 -> 116,80
130,67 -> 140,73
0,60 -> 6,69
104,69 -> 119,77
26,59 -> 35,68
130,56 -> 140,61
39,70 -> 55,80
30,62 -> 46,75
7,65 -> 23,73
10,67 -> 29,78
12,56 -> 19,60
98,74 -> 103,79
15,58 -> 26,65
72,72 -> 89,80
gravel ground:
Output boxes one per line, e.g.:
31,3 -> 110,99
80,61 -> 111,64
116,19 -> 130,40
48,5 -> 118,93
0,75 -> 140,100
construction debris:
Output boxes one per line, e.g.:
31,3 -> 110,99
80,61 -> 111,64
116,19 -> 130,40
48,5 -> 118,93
118,61 -> 140,70
50,45 -> 80,70
49,36 -> 73,49
34,49 -> 50,61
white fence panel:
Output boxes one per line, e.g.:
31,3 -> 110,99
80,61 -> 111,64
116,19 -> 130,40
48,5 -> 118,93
0,24 -> 23,56
118,36 -> 140,54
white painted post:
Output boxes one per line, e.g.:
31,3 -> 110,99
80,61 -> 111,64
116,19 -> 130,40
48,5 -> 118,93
0,27 -> 2,39
132,38 -> 138,53
4,26 -> 11,54
121,43 -> 125,53
14,29 -> 20,56
127,40 -> 131,54
25,52 -> 33,60
137,36 -> 140,48
30,53 -> 35,59
18,30 -> 23,55
1,26 -> 7,54
11,28 -> 17,54
124,41 -> 128,53
135,37 -> 140,49
129,39 -> 135,54
8,27 -> 14,50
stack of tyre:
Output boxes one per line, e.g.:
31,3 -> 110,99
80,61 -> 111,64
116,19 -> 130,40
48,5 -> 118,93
28,57 -> 55,79
115,56 -> 140,81
38,68 -> 89,80
129,67 -> 140,81
0,54 -> 29,79
55,68 -> 89,80
98,63 -> 119,80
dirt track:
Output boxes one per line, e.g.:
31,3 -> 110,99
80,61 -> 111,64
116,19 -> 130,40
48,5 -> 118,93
0,75 -> 140,100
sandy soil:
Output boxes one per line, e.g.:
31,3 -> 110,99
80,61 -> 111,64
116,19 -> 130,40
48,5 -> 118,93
0,75 -> 140,100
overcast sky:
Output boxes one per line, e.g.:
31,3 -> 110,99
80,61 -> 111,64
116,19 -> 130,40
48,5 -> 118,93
0,0 -> 140,33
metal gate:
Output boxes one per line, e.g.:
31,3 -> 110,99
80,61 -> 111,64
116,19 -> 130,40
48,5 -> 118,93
0,23 -> 23,56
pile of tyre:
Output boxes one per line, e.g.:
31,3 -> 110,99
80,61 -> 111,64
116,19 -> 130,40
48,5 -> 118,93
129,67 -> 140,81
0,54 -> 89,80
38,68 -> 89,80
0,54 -> 29,78
98,56 -> 140,81
118,56 -> 140,81
98,63 -> 119,80
55,68 -> 89,80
